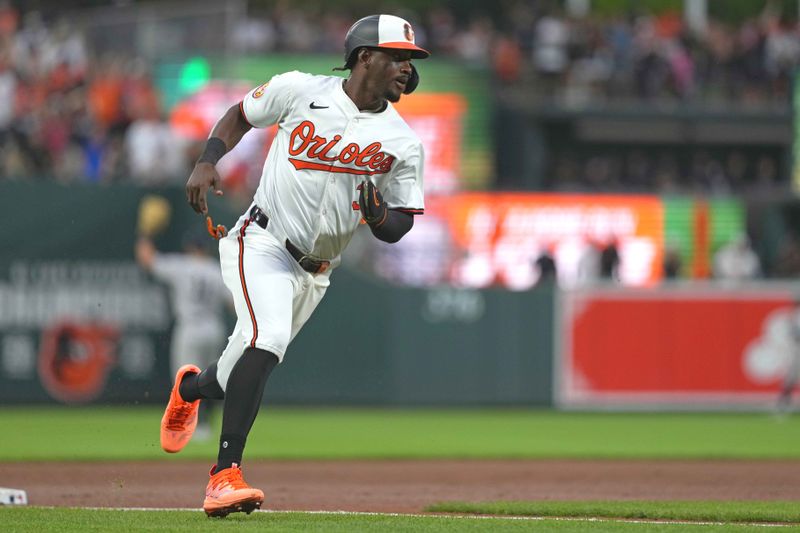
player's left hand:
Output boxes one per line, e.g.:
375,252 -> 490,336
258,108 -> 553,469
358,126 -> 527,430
186,162 -> 224,216
358,180 -> 388,227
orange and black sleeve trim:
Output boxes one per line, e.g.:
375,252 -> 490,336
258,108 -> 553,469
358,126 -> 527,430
395,207 -> 424,215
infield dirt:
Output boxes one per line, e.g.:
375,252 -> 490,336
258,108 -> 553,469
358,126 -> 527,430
2,459 -> 799,512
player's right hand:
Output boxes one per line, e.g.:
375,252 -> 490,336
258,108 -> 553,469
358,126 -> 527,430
358,180 -> 388,227
186,162 -> 224,215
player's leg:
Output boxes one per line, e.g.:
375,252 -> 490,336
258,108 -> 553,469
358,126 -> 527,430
202,220 -> 296,516
213,237 -> 295,470
216,346 -> 279,468
204,262 -> 329,515
179,323 -> 237,403
160,324 -> 230,453
288,270 -> 330,343
777,351 -> 800,413
197,326 -> 228,437
175,325 -> 226,439
216,256 -> 333,455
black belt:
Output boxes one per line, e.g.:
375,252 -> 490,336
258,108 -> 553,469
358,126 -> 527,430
248,206 -> 330,274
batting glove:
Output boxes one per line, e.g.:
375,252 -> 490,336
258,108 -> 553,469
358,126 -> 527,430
359,180 -> 388,228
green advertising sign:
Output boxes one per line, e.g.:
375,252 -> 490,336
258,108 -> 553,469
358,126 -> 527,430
663,197 -> 745,278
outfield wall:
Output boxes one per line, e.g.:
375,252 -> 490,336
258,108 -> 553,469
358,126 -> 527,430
1,183 -> 795,409
556,284 -> 800,410
0,183 -> 554,406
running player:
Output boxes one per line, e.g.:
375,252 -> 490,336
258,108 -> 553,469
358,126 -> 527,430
159,14 -> 428,517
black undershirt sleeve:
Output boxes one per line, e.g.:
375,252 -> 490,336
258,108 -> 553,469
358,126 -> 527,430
369,209 -> 414,243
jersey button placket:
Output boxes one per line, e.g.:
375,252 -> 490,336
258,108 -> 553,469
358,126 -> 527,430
318,117 -> 351,234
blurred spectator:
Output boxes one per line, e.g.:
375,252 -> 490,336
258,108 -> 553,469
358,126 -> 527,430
426,7 -> 457,54
773,235 -> 800,278
724,151 -> 748,190
230,16 -> 276,53
123,58 -> 161,123
624,150 -> 651,191
584,155 -> 620,190
599,239 -> 621,281
0,1 -> 798,192
653,152 -> 680,193
0,1 -> 17,37
663,242 -> 683,279
547,147 -> 781,195
534,249 -> 557,286
776,301 -> 800,414
713,234 -> 761,281
81,124 -> 109,183
456,17 -> 493,65
0,49 -> 15,135
87,55 -> 125,132
533,8 -> 569,91
492,35 -> 522,83
124,112 -> 189,185
754,155 -> 778,191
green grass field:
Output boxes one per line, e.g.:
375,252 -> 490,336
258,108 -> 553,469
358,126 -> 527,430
2,406 -> 800,461
427,500 -> 800,523
3,506 -> 800,532
2,407 -> 800,531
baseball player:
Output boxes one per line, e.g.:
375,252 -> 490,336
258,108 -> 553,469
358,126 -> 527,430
136,231 -> 229,439
159,14 -> 428,517
777,301 -> 800,414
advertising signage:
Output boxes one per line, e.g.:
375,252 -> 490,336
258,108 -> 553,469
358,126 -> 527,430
374,193 -> 664,289
372,193 -> 743,290
558,286 -> 797,409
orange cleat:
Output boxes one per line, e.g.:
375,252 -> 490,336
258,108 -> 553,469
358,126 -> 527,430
160,364 -> 201,453
203,463 -> 264,517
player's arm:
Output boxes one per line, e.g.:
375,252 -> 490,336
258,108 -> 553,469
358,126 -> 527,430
359,140 -> 424,243
374,210 -> 414,243
358,180 -> 414,243
186,104 -> 252,215
135,236 -> 156,271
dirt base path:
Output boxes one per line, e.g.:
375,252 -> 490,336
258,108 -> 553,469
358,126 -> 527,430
2,460 -> 799,512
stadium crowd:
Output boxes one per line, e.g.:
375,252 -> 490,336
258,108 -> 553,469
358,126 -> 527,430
238,1 -> 800,105
0,6 -> 183,184
0,1 -> 798,189
543,147 -> 784,195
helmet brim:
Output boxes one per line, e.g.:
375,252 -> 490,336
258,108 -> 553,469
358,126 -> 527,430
376,42 -> 430,59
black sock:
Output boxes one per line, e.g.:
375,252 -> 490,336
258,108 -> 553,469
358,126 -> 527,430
179,363 -> 225,402
216,347 -> 279,471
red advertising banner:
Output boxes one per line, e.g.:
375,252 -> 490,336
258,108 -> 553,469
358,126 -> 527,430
559,287 -> 798,408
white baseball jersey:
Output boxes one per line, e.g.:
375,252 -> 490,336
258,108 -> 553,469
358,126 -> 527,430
240,71 -> 425,261
151,253 -> 228,373
213,71 -> 426,387
152,253 -> 227,328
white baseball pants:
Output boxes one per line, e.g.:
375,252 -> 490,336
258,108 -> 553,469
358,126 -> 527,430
214,210 -> 331,391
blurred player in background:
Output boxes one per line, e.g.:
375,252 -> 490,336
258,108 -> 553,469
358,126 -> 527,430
776,301 -> 800,414
158,13 -> 428,518
135,221 -> 230,439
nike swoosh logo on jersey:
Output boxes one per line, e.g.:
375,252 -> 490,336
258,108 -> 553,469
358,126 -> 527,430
309,102 -> 329,109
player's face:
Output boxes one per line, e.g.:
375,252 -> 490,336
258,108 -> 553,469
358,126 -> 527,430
368,48 -> 413,103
